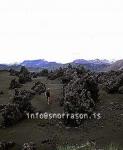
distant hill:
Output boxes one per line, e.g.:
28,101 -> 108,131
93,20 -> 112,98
0,64 -> 8,70
73,59 -> 111,65
71,59 -> 111,71
0,59 -> 113,72
104,59 -> 123,71
20,59 -> 63,70
0,64 -> 22,71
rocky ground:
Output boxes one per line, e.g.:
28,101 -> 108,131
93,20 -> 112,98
0,70 -> 123,149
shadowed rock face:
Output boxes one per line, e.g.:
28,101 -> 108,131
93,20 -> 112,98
104,59 -> 123,71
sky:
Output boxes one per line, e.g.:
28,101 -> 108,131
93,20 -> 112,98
0,0 -> 123,64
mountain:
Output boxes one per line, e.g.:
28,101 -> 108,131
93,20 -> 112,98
72,59 -> 111,71
73,59 -> 111,65
20,59 -> 62,70
0,59 -> 113,72
104,59 -> 123,71
20,59 -> 111,71
0,64 -> 22,71
0,64 -> 9,70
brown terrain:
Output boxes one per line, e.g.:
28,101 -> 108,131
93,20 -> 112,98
0,70 -> 123,149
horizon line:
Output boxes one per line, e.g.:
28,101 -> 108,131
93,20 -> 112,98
0,58 -> 119,65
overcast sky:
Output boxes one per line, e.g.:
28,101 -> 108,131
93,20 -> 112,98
0,0 -> 123,64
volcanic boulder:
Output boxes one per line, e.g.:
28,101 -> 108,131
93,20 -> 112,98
31,81 -> 46,95
118,86 -> 123,94
22,142 -> 37,150
30,72 -> 38,78
18,66 -> 32,84
1,89 -> 34,127
105,73 -> 123,93
12,89 -> 34,112
1,104 -> 24,127
9,69 -> 19,76
9,79 -> 20,89
63,75 -> 99,126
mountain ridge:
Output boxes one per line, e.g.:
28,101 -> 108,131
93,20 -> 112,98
104,59 -> 123,71
0,59 -> 117,72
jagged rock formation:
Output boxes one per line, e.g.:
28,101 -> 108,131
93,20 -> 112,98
63,73 -> 99,126
2,104 -> 25,127
31,81 -> 46,95
9,79 -> 20,89
9,67 -> 32,84
18,66 -> 32,84
48,67 -> 64,80
9,69 -> 19,76
104,71 -> 123,93
22,142 -> 37,150
30,72 -> 38,78
12,89 -> 34,112
1,89 -> 34,127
